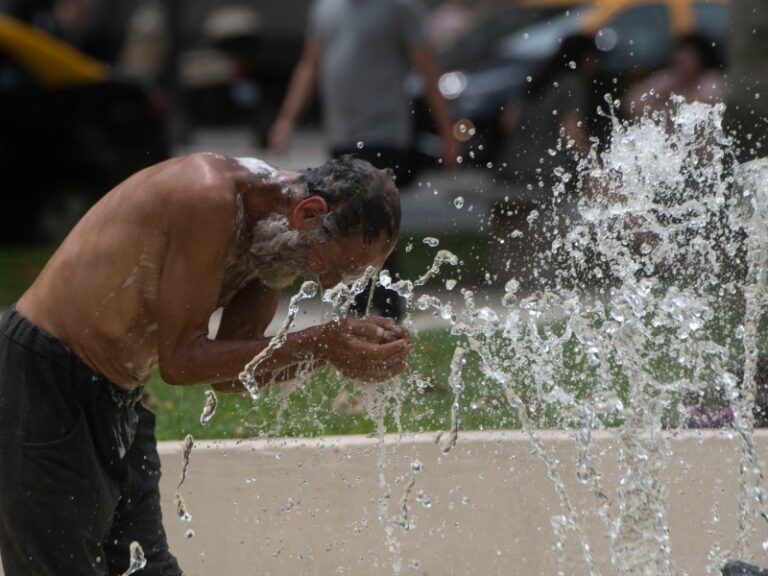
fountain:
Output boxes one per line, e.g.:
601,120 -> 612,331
46,99 -> 768,576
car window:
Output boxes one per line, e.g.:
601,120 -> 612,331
439,6 -> 578,69
497,8 -> 586,62
693,3 -> 729,61
596,5 -> 671,75
0,48 -> 38,91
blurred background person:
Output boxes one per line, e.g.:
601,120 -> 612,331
268,0 -> 458,321
627,34 -> 725,116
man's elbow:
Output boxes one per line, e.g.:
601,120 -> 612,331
159,363 -> 188,386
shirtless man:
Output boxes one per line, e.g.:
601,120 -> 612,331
0,153 -> 412,575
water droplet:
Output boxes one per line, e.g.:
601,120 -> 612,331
456,155 -> 464,164
523,32 -> 529,39
405,242 -> 413,253
411,460 -> 423,474
453,196 -> 465,208
486,162 -> 493,169
175,492 -> 192,522
445,279 -> 457,290
459,123 -> 467,133
122,542 -> 147,576
200,390 -> 218,425
356,141 -> 364,149
756,93 -> 761,100
526,75 -> 532,82
423,237 -> 440,247
568,60 -> 577,69
504,279 -> 520,294
185,529 -> 195,539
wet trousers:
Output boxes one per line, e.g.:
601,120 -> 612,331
0,306 -> 182,575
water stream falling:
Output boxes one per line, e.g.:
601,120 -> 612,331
201,99 -> 768,574
120,541 -> 147,576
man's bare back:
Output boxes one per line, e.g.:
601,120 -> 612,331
17,152 -> 411,390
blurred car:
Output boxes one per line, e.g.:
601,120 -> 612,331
0,15 -> 169,244
411,0 -> 729,165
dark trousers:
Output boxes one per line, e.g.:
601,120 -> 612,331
331,145 -> 418,321
0,306 -> 181,576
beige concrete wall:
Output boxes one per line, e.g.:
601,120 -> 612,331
2,430 -> 767,575
157,430 -> 768,576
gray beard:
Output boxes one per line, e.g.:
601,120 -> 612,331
247,215 -> 326,289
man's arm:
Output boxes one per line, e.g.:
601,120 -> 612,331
216,280 -> 281,341
268,39 -> 322,152
410,44 -> 458,168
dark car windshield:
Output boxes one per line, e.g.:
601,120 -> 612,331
497,7 -> 586,62
439,4 -> 580,70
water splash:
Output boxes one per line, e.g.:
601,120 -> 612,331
231,101 -> 768,574
174,434 -> 195,524
239,280 -> 319,399
175,492 -> 192,522
178,434 -> 194,489
121,541 -> 147,576
200,390 -> 217,425
413,250 -> 459,287
439,347 -> 466,454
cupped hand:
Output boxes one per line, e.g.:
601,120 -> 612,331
321,318 -> 413,382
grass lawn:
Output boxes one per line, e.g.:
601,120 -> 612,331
147,313 -> 747,441
147,329 -> 517,441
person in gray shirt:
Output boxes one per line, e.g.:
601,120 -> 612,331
269,0 -> 457,319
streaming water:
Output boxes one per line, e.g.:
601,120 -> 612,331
387,99 -> 765,574
238,280 -> 319,399
175,434 -> 194,523
200,390 -> 217,425
121,541 -> 146,576
229,100 -> 768,574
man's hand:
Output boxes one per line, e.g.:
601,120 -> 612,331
321,317 -> 413,382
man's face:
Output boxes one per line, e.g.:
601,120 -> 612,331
306,232 -> 395,289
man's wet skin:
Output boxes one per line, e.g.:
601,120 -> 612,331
17,153 -> 412,391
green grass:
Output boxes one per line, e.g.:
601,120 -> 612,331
147,329 -> 517,441
147,310 -> 749,441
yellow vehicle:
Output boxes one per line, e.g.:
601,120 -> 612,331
513,0 -> 728,38
0,16 -> 168,243
0,14 -> 105,87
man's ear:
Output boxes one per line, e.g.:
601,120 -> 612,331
290,195 -> 329,230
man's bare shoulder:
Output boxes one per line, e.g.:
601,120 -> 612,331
151,152 -> 241,207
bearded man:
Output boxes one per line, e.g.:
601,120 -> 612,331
0,153 -> 412,575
